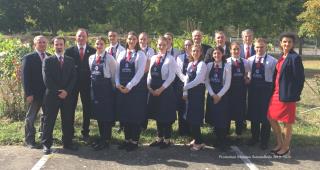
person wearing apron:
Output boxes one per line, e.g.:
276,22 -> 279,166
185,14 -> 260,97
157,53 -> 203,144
226,42 -> 250,144
139,32 -> 155,130
205,46 -> 232,151
164,32 -> 181,58
173,39 -> 192,136
147,36 -> 176,149
89,37 -> 116,151
183,44 -> 207,151
115,31 -> 147,152
247,38 -> 277,150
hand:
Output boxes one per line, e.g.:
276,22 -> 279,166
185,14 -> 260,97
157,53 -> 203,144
182,95 -> 187,101
148,87 -> 155,96
58,90 -> 68,99
122,87 -> 130,94
26,96 -> 33,103
244,77 -> 250,85
213,95 -> 221,104
154,86 -> 165,96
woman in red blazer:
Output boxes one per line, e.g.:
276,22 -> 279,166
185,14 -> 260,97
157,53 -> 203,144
267,32 -> 305,157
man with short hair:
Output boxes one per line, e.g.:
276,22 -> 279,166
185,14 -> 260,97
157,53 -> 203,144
22,35 -> 50,149
240,29 -> 256,59
106,31 -> 125,59
205,31 -> 231,63
192,29 -> 211,58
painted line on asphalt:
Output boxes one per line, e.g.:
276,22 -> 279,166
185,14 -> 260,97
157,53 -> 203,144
31,154 -> 52,170
231,146 -> 259,170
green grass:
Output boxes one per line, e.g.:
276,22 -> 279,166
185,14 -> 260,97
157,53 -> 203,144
0,57 -> 319,146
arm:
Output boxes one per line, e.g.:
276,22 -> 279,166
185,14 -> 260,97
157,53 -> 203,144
21,55 -> 33,97
162,57 -> 176,88
205,63 -> 215,96
42,58 -> 60,93
293,55 -> 305,96
217,63 -> 232,97
65,59 -> 77,95
126,52 -> 147,90
108,55 -> 117,85
183,62 -> 207,90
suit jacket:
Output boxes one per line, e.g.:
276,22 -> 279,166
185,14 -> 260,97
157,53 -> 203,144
273,51 -> 305,102
42,55 -> 77,98
22,51 -> 50,100
204,42 -> 231,63
240,44 -> 256,58
64,45 -> 96,85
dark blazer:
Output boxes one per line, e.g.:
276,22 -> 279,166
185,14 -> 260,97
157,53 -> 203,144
42,55 -> 77,97
204,42 -> 231,63
22,51 -> 50,100
273,51 -> 305,102
240,44 -> 256,58
65,45 -> 96,84
201,43 -> 212,59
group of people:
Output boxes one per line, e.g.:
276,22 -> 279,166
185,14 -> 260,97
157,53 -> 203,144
21,28 -> 304,157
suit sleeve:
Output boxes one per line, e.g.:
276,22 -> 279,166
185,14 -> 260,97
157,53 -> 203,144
42,58 -> 60,94
21,55 -> 32,96
66,59 -> 77,94
293,56 -> 305,97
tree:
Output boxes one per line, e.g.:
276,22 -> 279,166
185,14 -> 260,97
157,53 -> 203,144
297,0 -> 320,38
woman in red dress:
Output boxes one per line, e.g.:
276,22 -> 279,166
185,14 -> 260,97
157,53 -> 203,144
267,32 -> 305,156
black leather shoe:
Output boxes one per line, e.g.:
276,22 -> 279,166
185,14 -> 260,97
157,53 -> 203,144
275,149 -> 290,157
25,142 -> 39,149
126,143 -> 138,152
118,141 -> 129,150
93,142 -> 109,151
149,140 -> 163,147
63,144 -> 79,151
43,145 -> 52,155
82,135 -> 90,143
160,142 -> 171,149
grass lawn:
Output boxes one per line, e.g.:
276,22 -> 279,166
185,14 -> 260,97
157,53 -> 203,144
0,56 -> 319,147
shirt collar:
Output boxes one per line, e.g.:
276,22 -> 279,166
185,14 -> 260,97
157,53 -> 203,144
77,43 -> 86,50
55,52 -> 64,59
111,42 -> 119,48
35,50 -> 46,57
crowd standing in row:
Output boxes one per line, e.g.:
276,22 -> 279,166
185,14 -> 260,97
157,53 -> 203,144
21,28 -> 304,157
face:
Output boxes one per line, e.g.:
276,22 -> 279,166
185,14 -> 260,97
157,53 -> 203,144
53,39 -> 65,54
230,44 -> 240,57
280,37 -> 294,53
157,39 -> 167,53
164,34 -> 173,47
95,39 -> 105,53
213,49 -> 223,62
242,32 -> 253,45
184,40 -> 193,53
127,34 -> 138,50
254,42 -> 266,56
108,32 -> 118,45
76,30 -> 88,46
139,34 -> 148,47
192,31 -> 202,44
191,46 -> 201,61
34,37 -> 47,53
215,33 -> 226,47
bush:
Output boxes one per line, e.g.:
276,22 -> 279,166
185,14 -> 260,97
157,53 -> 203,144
0,35 -> 32,120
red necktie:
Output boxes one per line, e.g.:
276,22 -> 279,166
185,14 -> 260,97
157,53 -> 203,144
59,56 -> 64,68
235,59 -> 239,67
40,53 -> 45,61
156,55 -> 161,65
96,55 -> 101,64
80,47 -> 84,61
246,46 -> 250,59
109,47 -> 113,56
215,63 -> 219,72
126,51 -> 131,61
256,57 -> 262,68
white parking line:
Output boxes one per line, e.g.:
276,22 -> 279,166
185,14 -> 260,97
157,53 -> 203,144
31,154 -> 51,170
231,146 -> 259,170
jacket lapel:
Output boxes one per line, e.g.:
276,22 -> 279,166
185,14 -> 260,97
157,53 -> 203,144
279,53 -> 289,78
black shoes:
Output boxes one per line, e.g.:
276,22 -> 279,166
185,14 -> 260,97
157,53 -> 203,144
149,140 -> 164,147
63,144 -> 79,151
81,135 -> 90,143
93,142 -> 109,151
25,142 -> 40,149
126,143 -> 138,152
118,141 -> 129,150
159,142 -> 171,149
42,145 -> 52,155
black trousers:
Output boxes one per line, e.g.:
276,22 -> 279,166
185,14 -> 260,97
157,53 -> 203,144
215,128 -> 228,146
70,84 -> 91,137
250,121 -> 271,144
190,124 -> 203,144
124,123 -> 141,142
42,97 -> 74,148
156,122 -> 172,139
177,109 -> 189,135
227,120 -> 243,136
25,98 -> 44,144
97,120 -> 112,142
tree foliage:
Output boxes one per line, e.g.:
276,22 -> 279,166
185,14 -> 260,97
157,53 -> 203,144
297,0 -> 320,38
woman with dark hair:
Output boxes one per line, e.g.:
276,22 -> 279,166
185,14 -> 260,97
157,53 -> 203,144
115,31 -> 147,152
205,46 -> 231,151
183,44 -> 207,151
147,36 -> 177,149
89,37 -> 116,150
267,32 -> 304,156
164,32 -> 181,58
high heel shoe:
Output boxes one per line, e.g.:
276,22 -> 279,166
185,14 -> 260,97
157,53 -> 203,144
275,148 -> 290,157
270,148 -> 281,154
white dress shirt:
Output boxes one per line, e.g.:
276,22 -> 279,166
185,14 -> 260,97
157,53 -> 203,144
205,62 -> 232,97
175,53 -> 189,82
247,53 -> 277,82
147,54 -> 176,89
226,56 -> 250,73
106,42 -> 125,59
141,46 -> 155,59
167,47 -> 181,58
88,51 -> 117,84
183,60 -> 207,95
77,43 -> 87,52
115,50 -> 147,90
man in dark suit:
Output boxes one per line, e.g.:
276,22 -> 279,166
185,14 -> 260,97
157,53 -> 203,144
22,35 -> 50,149
240,29 -> 256,59
65,28 -> 96,142
205,31 -> 231,63
192,29 -> 212,59
41,36 -> 77,154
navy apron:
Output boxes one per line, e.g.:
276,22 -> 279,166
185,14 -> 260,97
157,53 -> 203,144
247,55 -> 272,123
205,63 -> 229,128
228,58 -> 247,121
185,62 -> 205,125
90,54 -> 115,122
116,52 -> 147,124
173,53 -> 189,111
147,53 -> 176,123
